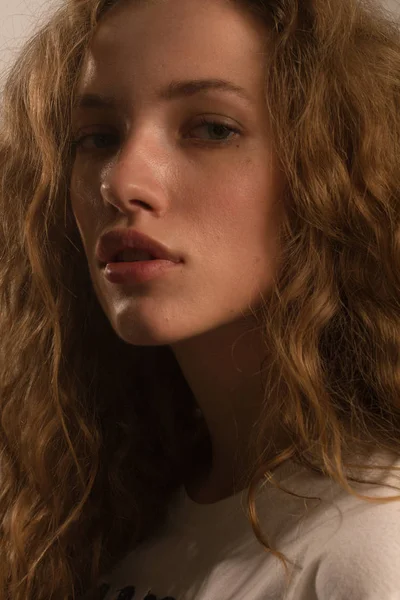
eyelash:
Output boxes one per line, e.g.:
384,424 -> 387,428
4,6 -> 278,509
70,117 -> 241,152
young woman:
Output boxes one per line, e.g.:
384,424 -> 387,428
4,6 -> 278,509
1,0 -> 400,598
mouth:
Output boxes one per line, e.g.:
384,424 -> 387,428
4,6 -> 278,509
102,253 -> 182,285
112,249 -> 157,263
96,227 -> 182,267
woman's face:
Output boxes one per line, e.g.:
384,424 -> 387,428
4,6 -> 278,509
70,0 -> 285,346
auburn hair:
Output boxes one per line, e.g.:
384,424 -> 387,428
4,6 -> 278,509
1,0 -> 400,598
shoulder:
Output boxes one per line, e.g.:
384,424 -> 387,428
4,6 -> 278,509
314,493 -> 400,599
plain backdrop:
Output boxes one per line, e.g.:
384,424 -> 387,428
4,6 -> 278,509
0,0 -> 399,95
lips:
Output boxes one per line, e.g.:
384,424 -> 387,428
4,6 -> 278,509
96,228 -> 182,266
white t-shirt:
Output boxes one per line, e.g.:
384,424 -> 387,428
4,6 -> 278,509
97,452 -> 400,600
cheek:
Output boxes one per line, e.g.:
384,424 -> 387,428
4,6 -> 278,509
209,170 -> 274,239
70,167 -> 97,226
69,172 -> 94,249
70,194 -> 84,240
223,171 -> 283,273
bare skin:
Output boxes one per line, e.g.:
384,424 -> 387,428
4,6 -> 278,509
70,0 -> 287,504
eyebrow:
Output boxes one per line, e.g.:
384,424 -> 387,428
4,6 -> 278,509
73,78 -> 253,112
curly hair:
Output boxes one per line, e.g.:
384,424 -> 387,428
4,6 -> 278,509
1,0 -> 400,597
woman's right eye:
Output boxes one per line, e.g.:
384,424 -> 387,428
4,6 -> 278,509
71,133 -> 118,152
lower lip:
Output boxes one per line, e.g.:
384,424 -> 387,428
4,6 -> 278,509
103,259 -> 181,284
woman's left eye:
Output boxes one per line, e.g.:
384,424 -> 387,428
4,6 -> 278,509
187,118 -> 241,143
70,118 -> 241,153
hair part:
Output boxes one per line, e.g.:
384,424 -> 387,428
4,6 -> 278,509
1,0 -> 400,597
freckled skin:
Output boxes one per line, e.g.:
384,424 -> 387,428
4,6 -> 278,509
70,0 -> 287,503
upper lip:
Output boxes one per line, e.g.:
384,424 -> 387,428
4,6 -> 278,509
96,228 -> 182,266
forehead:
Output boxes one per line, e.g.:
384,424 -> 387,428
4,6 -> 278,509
76,0 -> 269,103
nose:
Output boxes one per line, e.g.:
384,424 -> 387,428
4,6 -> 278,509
99,135 -> 169,217
100,178 -> 167,217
